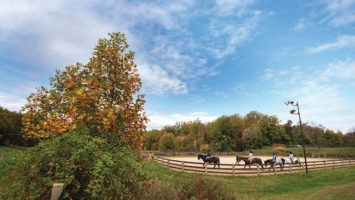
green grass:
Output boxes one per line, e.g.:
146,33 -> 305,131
2,146 -> 355,199
141,161 -> 355,200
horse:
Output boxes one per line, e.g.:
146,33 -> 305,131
197,154 -> 220,168
264,158 -> 285,171
288,157 -> 302,166
236,156 -> 264,169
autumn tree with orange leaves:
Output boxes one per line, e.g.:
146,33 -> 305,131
22,32 -> 147,150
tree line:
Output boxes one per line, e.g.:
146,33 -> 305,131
143,111 -> 355,152
2,108 -> 355,149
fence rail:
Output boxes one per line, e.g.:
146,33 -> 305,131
152,156 -> 355,176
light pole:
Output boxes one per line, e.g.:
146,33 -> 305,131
285,101 -> 309,175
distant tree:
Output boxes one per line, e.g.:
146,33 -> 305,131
174,135 -> 191,151
322,129 -> 343,147
143,129 -> 162,150
21,32 -> 147,150
244,111 -> 263,128
158,133 -> 176,151
229,114 -> 244,151
343,129 -> 355,146
243,125 -> 261,149
308,123 -> 325,148
284,120 -> 294,144
0,107 -> 24,145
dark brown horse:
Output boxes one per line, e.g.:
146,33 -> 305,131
198,154 -> 220,168
236,156 -> 264,169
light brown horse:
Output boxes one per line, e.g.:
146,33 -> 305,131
236,155 -> 264,169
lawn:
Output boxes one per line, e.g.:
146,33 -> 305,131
141,160 -> 355,200
2,145 -> 355,199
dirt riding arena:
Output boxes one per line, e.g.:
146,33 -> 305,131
152,155 -> 355,176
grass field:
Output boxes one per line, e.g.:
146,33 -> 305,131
2,145 -> 355,199
141,161 -> 355,199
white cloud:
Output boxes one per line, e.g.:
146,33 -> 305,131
0,0 -> 116,68
0,92 -> 27,112
308,35 -> 355,53
139,63 -> 188,94
207,10 -> 261,59
324,0 -> 355,27
0,0 -> 198,96
146,111 -> 218,130
215,0 -> 255,16
319,59 -> 355,80
264,59 -> 355,133
293,19 -> 306,31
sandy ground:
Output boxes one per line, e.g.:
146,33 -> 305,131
163,155 -> 327,165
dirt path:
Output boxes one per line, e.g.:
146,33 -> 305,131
163,155 -> 328,165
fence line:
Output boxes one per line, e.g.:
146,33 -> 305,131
152,156 -> 355,176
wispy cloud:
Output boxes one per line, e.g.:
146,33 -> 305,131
308,35 -> 355,53
215,0 -> 255,16
293,18 -> 306,31
263,59 -> 355,132
206,10 -> 261,59
323,0 -> 355,27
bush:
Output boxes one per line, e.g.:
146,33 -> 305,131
0,132 -> 146,199
179,176 -> 237,200
140,176 -> 237,200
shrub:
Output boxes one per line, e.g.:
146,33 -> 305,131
178,176 -> 237,200
1,132 -> 146,199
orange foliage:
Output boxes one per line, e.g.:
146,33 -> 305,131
21,32 -> 148,151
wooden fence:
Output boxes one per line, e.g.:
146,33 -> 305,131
152,156 -> 355,176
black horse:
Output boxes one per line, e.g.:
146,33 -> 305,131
264,158 -> 285,171
197,154 -> 220,168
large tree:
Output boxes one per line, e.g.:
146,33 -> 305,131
21,32 -> 147,150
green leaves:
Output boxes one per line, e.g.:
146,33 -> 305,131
0,133 -> 146,199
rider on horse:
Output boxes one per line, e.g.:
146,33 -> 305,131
248,150 -> 253,162
289,151 -> 294,163
206,150 -> 212,159
272,152 -> 277,162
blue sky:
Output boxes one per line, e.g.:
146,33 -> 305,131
0,0 -> 354,133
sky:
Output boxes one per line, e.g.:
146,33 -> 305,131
0,0 -> 354,133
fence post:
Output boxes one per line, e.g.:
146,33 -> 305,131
182,162 -> 184,171
314,161 -> 316,169
205,164 -> 208,174
257,164 -> 260,176
324,161 -> 326,169
333,160 -> 335,168
232,164 -> 235,175
51,183 -> 64,200
168,160 -> 170,168
274,164 -> 276,175
289,163 -> 291,173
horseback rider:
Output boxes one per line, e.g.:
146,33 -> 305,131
289,151 -> 294,163
272,152 -> 277,163
206,150 -> 212,159
248,150 -> 253,162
